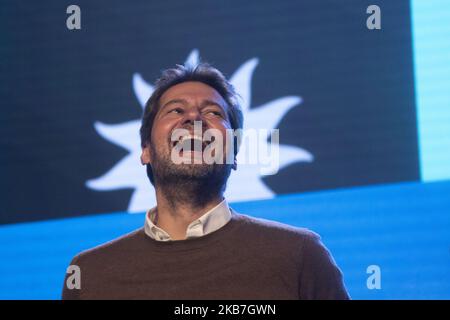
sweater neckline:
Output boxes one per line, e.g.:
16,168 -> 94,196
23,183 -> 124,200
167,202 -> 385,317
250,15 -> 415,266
142,211 -> 244,252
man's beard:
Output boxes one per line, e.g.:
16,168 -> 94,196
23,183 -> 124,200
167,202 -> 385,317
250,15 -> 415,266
149,142 -> 232,207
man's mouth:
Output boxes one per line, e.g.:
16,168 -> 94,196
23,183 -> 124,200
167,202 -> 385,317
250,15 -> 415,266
172,134 -> 212,153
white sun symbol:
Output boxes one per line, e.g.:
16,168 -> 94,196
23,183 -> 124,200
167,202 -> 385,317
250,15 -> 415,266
86,50 -> 313,213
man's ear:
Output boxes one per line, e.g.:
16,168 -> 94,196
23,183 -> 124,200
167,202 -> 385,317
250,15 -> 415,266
141,145 -> 152,165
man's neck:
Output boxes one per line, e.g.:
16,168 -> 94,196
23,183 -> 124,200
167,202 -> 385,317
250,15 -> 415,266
154,187 -> 224,240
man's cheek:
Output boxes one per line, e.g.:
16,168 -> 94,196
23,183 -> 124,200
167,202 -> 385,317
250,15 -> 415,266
153,129 -> 169,147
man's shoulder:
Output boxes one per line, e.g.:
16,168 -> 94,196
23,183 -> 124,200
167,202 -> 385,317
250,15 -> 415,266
232,211 -> 320,244
70,227 -> 146,265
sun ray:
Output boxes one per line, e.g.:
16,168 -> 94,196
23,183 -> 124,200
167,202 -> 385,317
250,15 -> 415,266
246,96 -> 302,133
132,73 -> 154,108
93,121 -> 140,151
277,145 -> 313,169
185,49 -> 200,68
86,156 -> 139,190
230,58 -> 259,112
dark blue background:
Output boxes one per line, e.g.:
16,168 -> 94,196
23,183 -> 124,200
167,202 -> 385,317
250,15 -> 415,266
1,0 -> 418,223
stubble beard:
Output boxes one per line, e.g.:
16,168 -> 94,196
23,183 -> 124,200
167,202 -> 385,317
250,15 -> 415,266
149,142 -> 232,207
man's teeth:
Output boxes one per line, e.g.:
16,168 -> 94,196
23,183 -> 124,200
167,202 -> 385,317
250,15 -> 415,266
172,134 -> 204,151
179,134 -> 203,143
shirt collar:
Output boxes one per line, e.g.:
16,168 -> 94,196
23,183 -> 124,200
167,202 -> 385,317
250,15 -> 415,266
144,199 -> 232,241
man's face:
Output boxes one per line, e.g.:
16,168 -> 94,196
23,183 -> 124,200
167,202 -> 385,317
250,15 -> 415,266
141,81 -> 236,183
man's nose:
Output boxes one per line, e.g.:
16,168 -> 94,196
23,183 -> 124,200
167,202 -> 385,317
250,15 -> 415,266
181,107 -> 203,126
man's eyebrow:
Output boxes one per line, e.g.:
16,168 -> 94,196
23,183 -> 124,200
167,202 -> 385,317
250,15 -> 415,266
161,98 -> 225,112
160,98 -> 188,111
200,99 -> 225,110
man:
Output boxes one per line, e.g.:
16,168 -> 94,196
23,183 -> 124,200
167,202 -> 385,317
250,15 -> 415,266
62,63 -> 349,300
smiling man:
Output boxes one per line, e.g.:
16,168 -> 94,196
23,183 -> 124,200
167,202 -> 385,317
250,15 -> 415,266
62,63 -> 349,300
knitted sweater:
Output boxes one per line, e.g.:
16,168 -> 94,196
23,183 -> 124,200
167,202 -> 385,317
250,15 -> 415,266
62,212 -> 349,300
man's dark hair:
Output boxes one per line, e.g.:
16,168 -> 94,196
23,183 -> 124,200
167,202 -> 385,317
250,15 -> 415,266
139,62 -> 244,184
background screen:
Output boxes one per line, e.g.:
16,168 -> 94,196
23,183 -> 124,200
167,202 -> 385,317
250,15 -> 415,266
0,0 -> 449,299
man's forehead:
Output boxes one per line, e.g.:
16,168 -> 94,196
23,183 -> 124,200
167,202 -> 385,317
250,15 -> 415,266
160,81 -> 226,106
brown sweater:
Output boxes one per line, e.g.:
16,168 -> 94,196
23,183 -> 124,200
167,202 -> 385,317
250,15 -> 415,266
62,212 -> 349,300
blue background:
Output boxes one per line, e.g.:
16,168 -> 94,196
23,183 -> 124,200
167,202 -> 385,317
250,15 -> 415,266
1,180 -> 449,299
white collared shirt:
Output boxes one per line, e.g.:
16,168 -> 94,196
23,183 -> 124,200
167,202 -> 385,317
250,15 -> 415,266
144,199 -> 232,241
